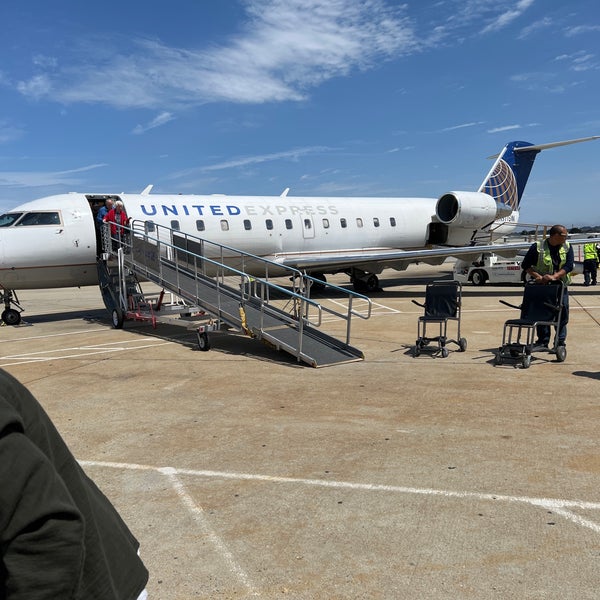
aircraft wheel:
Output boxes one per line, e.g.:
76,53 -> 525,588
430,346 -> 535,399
471,270 -> 487,286
459,337 -> 467,352
111,307 -> 125,329
1,308 -> 21,326
556,345 -> 567,362
197,331 -> 211,351
365,274 -> 379,293
310,273 -> 327,293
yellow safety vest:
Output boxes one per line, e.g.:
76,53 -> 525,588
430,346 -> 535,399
535,239 -> 571,285
583,243 -> 598,260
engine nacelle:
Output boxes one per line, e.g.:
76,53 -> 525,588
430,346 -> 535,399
435,191 -> 512,228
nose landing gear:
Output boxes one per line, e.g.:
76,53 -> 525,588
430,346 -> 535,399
0,288 -> 23,326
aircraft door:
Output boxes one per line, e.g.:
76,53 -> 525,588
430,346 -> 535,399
302,216 -> 315,239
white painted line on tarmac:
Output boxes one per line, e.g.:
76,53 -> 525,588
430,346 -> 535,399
0,328 -> 110,344
158,467 -> 260,597
80,460 -> 600,533
0,339 -> 170,366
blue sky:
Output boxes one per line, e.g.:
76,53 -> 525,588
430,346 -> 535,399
1,0 -> 599,225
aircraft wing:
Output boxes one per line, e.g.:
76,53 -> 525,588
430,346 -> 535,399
275,237 -> 600,272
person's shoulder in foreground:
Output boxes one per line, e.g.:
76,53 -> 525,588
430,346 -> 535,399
0,368 -> 149,600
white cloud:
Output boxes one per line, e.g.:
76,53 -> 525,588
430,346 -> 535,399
0,121 -> 25,144
17,0 -> 418,109
168,146 -> 332,180
132,112 -> 175,135
564,24 -> 600,37
487,124 -> 521,133
439,121 -> 484,132
480,0 -> 535,34
0,164 -> 107,188
518,16 -> 552,39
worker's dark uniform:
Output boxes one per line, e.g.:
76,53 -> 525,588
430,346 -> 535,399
0,369 -> 148,600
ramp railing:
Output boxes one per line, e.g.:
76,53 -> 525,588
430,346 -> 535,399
101,220 -> 372,362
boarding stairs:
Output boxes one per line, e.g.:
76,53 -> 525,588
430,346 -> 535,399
96,222 -> 372,367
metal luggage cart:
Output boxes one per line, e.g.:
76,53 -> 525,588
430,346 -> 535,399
495,281 -> 566,368
412,280 -> 467,358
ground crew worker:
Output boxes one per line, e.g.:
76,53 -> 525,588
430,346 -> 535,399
582,237 -> 599,286
521,224 -> 573,348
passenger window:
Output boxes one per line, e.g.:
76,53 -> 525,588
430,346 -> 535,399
340,218 -> 347,228
390,217 -> 396,227
221,220 -> 229,231
285,219 -> 293,230
196,219 -> 205,232
266,219 -> 274,230
170,220 -> 180,231
17,212 -> 61,226
304,219 -> 312,230
145,221 -> 155,233
322,218 -> 330,229
373,217 -> 380,227
356,218 -> 363,228
243,219 -> 252,231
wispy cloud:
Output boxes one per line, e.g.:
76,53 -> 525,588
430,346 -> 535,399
487,124 -> 521,133
564,24 -> 600,37
0,121 -> 25,144
11,0 -> 542,111
204,147 -> 332,172
486,123 -> 540,134
438,121 -> 484,133
480,0 -> 535,34
132,112 -> 175,135
16,0 -> 418,109
0,164 -> 107,188
518,16 -> 552,39
169,146 -> 333,180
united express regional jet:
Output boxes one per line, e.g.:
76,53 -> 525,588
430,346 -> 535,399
0,137 -> 597,325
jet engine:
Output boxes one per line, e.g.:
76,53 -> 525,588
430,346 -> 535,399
435,191 -> 512,229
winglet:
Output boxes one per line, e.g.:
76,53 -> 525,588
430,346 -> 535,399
141,184 -> 153,196
280,188 -> 290,197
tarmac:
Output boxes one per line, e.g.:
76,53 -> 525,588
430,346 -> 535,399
1,263 -> 600,599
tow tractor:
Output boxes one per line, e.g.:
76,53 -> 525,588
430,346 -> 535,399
453,252 -> 526,286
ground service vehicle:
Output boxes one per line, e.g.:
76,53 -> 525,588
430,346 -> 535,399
453,253 -> 525,286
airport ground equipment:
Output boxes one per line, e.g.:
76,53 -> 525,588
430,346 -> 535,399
97,221 -> 372,367
453,252 -> 526,286
495,281 -> 566,368
411,280 -> 467,358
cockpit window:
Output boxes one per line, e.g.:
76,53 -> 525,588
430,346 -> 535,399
16,212 -> 61,226
0,212 -> 24,227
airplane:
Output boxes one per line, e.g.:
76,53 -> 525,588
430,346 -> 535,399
1,136 -> 598,326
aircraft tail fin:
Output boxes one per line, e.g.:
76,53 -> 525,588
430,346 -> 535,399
479,136 -> 599,211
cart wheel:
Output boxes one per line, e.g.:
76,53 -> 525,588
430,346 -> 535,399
555,345 -> 567,362
494,350 -> 503,365
111,308 -> 124,329
441,347 -> 449,358
413,343 -> 421,357
522,355 -> 531,369
458,337 -> 467,352
197,331 -> 211,352
1,308 -> 21,326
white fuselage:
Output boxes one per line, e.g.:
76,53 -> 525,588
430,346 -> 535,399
0,191 -> 513,290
